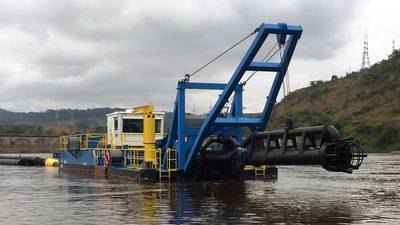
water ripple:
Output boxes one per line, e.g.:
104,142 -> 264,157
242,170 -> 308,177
0,154 -> 399,224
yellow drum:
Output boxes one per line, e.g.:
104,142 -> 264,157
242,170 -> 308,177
44,158 -> 59,167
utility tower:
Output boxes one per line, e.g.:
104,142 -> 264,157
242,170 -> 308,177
70,111 -> 74,125
393,40 -> 395,53
55,108 -> 59,125
361,29 -> 371,69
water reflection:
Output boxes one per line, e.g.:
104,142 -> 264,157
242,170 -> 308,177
60,177 -> 360,224
1,154 -> 399,224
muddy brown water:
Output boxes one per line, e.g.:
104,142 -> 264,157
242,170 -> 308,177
0,154 -> 399,224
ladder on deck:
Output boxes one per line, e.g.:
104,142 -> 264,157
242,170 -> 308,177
159,148 -> 177,181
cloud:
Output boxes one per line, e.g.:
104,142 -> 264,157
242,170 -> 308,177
0,0 -> 369,112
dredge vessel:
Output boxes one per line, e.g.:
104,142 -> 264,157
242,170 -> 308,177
58,22 -> 366,181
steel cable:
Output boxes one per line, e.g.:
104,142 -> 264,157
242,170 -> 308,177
184,29 -> 258,80
242,40 -> 288,85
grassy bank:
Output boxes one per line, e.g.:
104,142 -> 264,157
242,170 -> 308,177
268,54 -> 400,153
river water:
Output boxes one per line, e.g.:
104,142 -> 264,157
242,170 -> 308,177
0,154 -> 399,224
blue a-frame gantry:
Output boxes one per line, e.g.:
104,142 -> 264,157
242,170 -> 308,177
163,23 -> 302,172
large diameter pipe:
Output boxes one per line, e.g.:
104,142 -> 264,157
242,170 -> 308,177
243,126 -> 365,173
0,159 -> 20,165
0,156 -> 46,166
247,140 -> 365,173
241,125 -> 340,148
248,148 -> 326,167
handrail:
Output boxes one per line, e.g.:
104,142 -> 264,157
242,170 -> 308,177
59,133 -> 107,151
60,132 -> 162,170
59,136 -> 68,150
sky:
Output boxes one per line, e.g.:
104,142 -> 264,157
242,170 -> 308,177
0,0 -> 399,113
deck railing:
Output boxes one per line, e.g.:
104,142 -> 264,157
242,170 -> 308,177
59,133 -> 165,170
59,133 -> 107,151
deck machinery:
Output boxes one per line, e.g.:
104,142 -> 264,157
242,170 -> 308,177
58,23 -> 366,181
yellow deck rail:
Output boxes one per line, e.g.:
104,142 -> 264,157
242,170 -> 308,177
59,131 -> 164,170
159,148 -> 177,181
245,165 -> 267,179
59,133 -> 107,151
59,136 -> 68,150
122,147 -> 160,169
93,148 -> 106,166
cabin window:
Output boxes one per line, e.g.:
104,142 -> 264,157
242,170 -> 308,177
122,118 -> 162,133
123,119 -> 143,133
155,119 -> 162,133
114,117 -> 118,130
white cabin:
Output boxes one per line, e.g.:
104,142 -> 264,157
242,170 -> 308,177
106,109 -> 165,147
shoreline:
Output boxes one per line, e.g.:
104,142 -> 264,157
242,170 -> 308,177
0,149 -> 56,154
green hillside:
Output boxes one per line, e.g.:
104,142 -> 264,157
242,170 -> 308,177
1,54 -> 399,152
268,53 -> 400,152
0,107 -> 173,136
0,108 -> 119,135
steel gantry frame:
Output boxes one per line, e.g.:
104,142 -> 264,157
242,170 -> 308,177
163,23 -> 302,172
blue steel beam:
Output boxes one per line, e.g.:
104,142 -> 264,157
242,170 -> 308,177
183,24 -> 274,171
247,62 -> 281,72
165,94 -> 179,149
230,84 -> 243,117
258,35 -> 301,130
183,23 -> 302,172
178,81 -> 243,91
167,81 -> 244,170
214,118 -> 261,126
259,23 -> 302,35
178,82 -> 226,90
232,85 -> 244,141
163,94 -> 179,169
177,87 -> 186,169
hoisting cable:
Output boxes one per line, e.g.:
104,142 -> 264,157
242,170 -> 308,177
242,42 -> 278,86
285,68 -> 290,94
279,43 -> 291,96
279,48 -> 286,97
283,42 -> 290,95
241,40 -> 288,85
279,44 -> 290,115
182,29 -> 258,81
